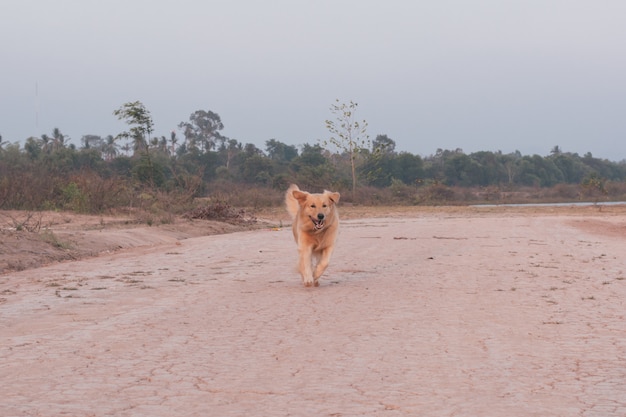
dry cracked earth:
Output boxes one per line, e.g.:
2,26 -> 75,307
1,205 -> 626,416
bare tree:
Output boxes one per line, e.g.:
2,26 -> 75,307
324,99 -> 369,196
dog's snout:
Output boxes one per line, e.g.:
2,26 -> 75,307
317,213 -> 325,220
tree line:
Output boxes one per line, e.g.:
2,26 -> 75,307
1,100 -> 625,212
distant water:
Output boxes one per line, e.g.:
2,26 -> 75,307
472,201 -> 626,208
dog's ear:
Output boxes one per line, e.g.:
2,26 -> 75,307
292,190 -> 309,203
325,191 -> 340,204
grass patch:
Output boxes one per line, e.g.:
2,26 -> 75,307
39,230 -> 72,250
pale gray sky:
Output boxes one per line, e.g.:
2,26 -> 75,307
2,0 -> 626,160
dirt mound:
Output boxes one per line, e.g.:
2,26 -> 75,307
0,210 -> 271,274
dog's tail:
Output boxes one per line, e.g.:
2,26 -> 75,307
285,184 -> 300,219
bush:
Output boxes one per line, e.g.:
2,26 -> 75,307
183,199 -> 256,224
419,183 -> 456,203
61,182 -> 88,212
205,181 -> 283,208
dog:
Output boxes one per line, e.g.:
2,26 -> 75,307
285,184 -> 341,287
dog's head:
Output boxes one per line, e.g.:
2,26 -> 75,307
292,189 -> 340,231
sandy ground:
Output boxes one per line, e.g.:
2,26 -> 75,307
1,205 -> 626,416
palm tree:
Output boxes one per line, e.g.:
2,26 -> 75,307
102,135 -> 119,161
169,131 -> 178,156
158,136 -> 168,155
121,142 -> 131,156
550,145 -> 562,156
52,127 -> 66,151
41,134 -> 51,153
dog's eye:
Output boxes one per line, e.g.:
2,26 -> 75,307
310,204 -> 316,208
322,204 -> 327,208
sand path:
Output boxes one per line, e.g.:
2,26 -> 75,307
1,210 -> 626,416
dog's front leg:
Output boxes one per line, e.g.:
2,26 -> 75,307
313,247 -> 334,285
298,246 -> 315,287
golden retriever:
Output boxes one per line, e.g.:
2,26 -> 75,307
285,184 -> 341,287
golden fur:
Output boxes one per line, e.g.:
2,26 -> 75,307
285,184 -> 341,287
